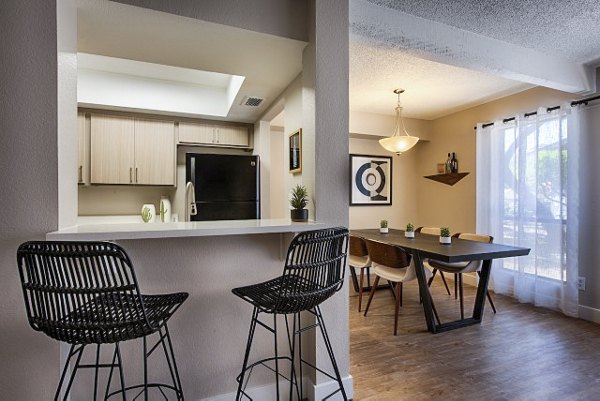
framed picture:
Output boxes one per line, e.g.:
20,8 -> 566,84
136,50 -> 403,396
349,154 -> 392,206
289,129 -> 302,174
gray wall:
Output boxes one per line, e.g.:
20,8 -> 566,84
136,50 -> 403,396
111,0 -> 309,42
0,1 -> 60,399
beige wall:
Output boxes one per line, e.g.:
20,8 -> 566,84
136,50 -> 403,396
416,86 -> 576,233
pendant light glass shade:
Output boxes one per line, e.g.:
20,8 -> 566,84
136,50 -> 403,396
379,89 -> 419,155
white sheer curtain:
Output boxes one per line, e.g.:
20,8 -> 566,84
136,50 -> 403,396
476,106 -> 579,316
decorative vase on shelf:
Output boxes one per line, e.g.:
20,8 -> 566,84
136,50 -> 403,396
159,196 -> 172,223
141,204 -> 156,223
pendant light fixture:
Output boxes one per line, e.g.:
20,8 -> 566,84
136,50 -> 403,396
379,89 -> 419,155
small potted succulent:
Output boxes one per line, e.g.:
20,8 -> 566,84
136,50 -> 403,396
290,184 -> 309,222
440,227 -> 451,244
405,223 -> 415,238
380,219 -> 389,234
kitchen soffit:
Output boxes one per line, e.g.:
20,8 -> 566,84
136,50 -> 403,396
76,0 -> 306,123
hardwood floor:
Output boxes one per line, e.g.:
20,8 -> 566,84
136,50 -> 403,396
349,278 -> 600,401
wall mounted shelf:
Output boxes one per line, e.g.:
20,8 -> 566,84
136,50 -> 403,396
424,172 -> 469,186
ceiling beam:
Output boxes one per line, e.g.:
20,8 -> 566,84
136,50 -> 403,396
350,0 -> 596,95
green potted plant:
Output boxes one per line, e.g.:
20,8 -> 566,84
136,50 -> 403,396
440,227 -> 451,244
290,185 -> 309,222
405,223 -> 415,238
380,219 -> 388,234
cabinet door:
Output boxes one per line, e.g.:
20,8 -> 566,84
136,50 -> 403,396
90,114 -> 135,184
215,126 -> 249,147
134,119 -> 175,185
178,122 -> 214,144
77,112 -> 87,184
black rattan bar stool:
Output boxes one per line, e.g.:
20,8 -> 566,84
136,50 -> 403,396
17,241 -> 188,401
232,227 -> 349,401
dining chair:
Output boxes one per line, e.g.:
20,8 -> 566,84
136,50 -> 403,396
349,235 -> 371,312
427,233 -> 496,319
415,227 -> 453,296
362,239 -> 436,335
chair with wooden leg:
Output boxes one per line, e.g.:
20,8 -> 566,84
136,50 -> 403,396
362,240 -> 436,335
416,227 -> 453,297
427,233 -> 496,320
349,235 -> 371,312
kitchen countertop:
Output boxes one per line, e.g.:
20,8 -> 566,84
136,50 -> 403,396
46,219 -> 327,241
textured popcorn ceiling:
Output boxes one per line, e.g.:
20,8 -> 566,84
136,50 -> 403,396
350,41 -> 532,119
366,0 -> 600,64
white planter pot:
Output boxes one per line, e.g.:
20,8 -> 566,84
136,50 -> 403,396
439,236 -> 451,244
405,231 -> 415,238
380,227 -> 389,234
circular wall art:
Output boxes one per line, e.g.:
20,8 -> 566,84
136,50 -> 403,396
350,155 -> 392,206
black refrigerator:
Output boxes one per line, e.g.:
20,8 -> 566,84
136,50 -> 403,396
186,153 -> 260,221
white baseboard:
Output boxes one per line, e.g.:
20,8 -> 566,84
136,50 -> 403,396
578,305 -> 600,324
312,375 -> 353,401
198,375 -> 353,401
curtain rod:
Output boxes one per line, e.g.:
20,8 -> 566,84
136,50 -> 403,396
473,93 -> 600,130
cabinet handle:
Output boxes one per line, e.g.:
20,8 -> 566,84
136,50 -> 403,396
78,166 -> 82,183
216,128 -> 220,143
135,167 -> 138,183
130,167 -> 133,183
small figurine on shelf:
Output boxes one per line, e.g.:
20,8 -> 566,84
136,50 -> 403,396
405,223 -> 415,238
380,220 -> 389,234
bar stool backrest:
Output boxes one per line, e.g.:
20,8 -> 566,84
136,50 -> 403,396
349,235 -> 368,257
278,227 -> 349,313
17,241 -> 149,344
364,240 -> 411,269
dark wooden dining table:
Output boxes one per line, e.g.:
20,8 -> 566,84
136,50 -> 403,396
350,229 -> 530,333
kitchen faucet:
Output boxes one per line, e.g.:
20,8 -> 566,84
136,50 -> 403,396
185,181 -> 197,221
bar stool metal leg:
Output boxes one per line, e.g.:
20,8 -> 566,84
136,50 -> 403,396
314,305 -> 348,401
236,307 -> 259,400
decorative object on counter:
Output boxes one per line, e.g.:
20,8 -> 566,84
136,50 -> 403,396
289,129 -> 302,174
379,89 -> 420,155
290,184 -> 309,222
445,153 -> 452,173
451,152 -> 458,173
380,219 -> 389,234
424,172 -> 470,186
405,223 -> 415,238
437,163 -> 446,174
159,196 -> 171,223
141,204 -> 155,223
440,227 -> 451,244
350,154 -> 392,206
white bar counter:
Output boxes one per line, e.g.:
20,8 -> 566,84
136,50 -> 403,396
46,218 -> 326,241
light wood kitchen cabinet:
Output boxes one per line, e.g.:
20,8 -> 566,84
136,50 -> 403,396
178,122 -> 215,145
77,112 -> 89,184
90,114 -> 175,186
178,122 -> 250,148
215,126 -> 250,147
134,119 -> 175,185
90,114 -> 135,184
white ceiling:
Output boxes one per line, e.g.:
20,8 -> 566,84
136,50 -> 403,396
366,0 -> 600,65
350,0 -> 600,120
349,40 -> 532,120
76,0 -> 306,122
